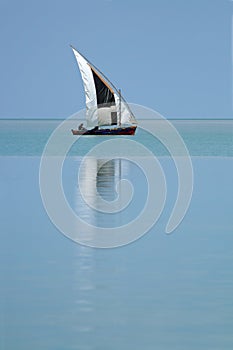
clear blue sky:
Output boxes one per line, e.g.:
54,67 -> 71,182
0,0 -> 232,119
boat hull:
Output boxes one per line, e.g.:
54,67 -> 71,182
71,126 -> 137,136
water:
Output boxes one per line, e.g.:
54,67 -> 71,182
0,119 -> 232,156
1,119 -> 233,349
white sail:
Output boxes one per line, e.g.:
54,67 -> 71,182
71,47 -> 98,127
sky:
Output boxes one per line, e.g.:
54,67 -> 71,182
0,0 -> 232,119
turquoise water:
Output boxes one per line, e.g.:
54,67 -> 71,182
0,119 -> 232,156
1,119 -> 233,349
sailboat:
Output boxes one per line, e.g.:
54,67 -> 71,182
70,46 -> 137,135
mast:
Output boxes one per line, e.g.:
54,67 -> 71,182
119,89 -> 121,127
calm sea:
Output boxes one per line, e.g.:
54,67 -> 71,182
0,119 -> 232,156
1,119 -> 233,349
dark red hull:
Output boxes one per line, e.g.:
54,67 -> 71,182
71,126 -> 137,136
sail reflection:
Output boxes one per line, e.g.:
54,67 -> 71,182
76,157 -> 124,228
96,158 -> 121,201
73,245 -> 95,348
72,159 -> 125,346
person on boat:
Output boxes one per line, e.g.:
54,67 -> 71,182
78,123 -> 87,131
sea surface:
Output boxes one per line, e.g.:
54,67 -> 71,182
1,119 -> 233,349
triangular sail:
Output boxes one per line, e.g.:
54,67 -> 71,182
71,46 -> 137,127
71,47 -> 98,127
114,93 -> 137,125
91,67 -> 115,107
